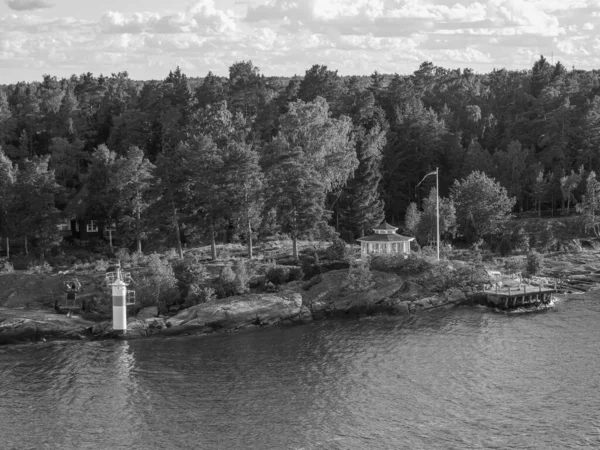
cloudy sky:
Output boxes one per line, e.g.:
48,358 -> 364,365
1,0 -> 599,83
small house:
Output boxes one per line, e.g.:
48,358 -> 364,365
62,186 -> 115,243
357,221 -> 415,259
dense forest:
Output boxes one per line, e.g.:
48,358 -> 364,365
1,57 -> 600,257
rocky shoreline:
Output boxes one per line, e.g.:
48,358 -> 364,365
0,267 -> 595,346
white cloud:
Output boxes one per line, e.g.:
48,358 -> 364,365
5,0 -> 54,11
2,0 -> 600,82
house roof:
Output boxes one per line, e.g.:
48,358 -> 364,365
372,221 -> 398,231
62,186 -> 89,219
357,234 -> 415,242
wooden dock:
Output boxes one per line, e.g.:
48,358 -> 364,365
482,284 -> 556,309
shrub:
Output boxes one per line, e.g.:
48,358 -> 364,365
28,260 -> 53,274
499,235 -> 512,257
185,284 -> 216,307
233,260 -> 251,294
345,258 -> 374,292
115,248 -> 131,263
0,260 -> 14,274
173,256 -> 210,299
213,263 -> 237,297
371,253 -> 435,275
288,266 -> 304,281
525,251 -> 543,276
537,224 -> 557,253
134,253 -> 179,311
266,266 -> 289,285
94,259 -> 110,272
326,237 -> 348,261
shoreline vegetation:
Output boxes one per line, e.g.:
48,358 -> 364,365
4,59 -> 600,343
2,232 -> 600,346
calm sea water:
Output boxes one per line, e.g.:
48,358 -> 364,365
2,294 -> 600,450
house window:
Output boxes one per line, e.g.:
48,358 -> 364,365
87,220 -> 98,232
57,219 -> 71,232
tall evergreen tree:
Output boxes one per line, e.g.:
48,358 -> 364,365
11,156 -> 62,256
339,125 -> 385,238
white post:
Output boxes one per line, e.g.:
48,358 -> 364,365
112,278 -> 128,334
436,167 -> 440,261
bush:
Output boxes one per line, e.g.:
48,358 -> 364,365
537,224 -> 557,253
326,237 -> 348,261
266,266 -> 289,285
233,260 -> 251,294
288,266 -> 304,281
28,260 -> 53,274
345,258 -> 374,292
371,253 -> 435,275
499,235 -> 512,257
94,259 -> 110,272
134,253 -> 179,311
525,251 -> 543,276
173,256 -> 210,299
115,248 -> 131,263
213,264 -> 237,297
0,259 -> 14,274
184,284 -> 216,307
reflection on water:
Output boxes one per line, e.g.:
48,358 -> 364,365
2,295 -> 600,449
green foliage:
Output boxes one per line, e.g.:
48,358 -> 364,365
265,266 -> 289,285
135,253 -> 178,310
511,227 -> 530,253
28,260 -> 52,274
403,202 -> 421,236
525,251 -> 544,276
345,258 -> 374,292
537,223 -> 557,253
450,171 -> 516,240
233,260 -> 251,294
288,266 -> 304,281
326,236 -> 348,261
173,255 -> 210,300
0,259 -> 14,274
498,235 -> 512,257
371,252 -> 436,275
416,188 -> 456,243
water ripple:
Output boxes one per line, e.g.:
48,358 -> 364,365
2,296 -> 600,449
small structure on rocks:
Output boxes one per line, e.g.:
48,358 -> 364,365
357,221 -> 415,259
483,282 -> 555,310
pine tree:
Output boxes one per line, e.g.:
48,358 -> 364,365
10,156 -> 62,256
265,141 -> 329,259
339,125 -> 385,238
0,148 -> 17,257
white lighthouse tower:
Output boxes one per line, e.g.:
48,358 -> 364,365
106,261 -> 135,335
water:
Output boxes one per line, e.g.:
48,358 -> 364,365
2,295 -> 600,449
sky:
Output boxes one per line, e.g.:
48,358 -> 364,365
1,0 -> 599,83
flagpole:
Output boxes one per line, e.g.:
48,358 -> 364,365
436,167 -> 440,261
416,168 -> 441,261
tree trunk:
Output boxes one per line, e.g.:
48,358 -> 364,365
5,237 -> 9,259
136,208 -> 142,253
211,228 -> 217,261
171,200 -> 183,259
247,216 -> 253,259
292,236 -> 298,260
24,236 -> 28,256
108,229 -> 113,249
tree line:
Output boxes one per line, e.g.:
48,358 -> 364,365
1,57 -> 600,257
